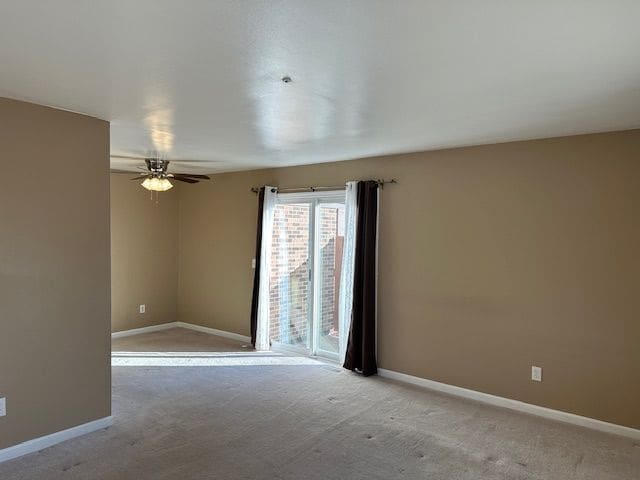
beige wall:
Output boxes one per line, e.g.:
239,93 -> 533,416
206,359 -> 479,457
178,170 -> 267,335
178,129 -> 640,429
0,98 -> 111,449
110,174 -> 179,332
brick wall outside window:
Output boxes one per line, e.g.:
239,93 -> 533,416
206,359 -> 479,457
269,203 -> 344,351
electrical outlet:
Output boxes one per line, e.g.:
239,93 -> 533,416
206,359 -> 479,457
251,258 -> 256,269
531,366 -> 542,382
0,397 -> 6,417
139,304 -> 146,314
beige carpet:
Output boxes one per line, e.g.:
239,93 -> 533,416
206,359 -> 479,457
1,328 -> 638,479
112,327 -> 253,352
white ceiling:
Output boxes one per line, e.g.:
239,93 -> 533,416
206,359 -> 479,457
1,1 -> 639,173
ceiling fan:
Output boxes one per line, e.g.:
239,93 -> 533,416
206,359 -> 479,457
127,157 -> 211,192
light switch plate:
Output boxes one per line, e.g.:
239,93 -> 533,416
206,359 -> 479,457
251,258 -> 256,269
0,397 -> 6,417
139,304 -> 146,314
531,366 -> 542,382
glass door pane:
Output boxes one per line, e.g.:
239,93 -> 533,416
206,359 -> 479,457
269,203 -> 312,351
314,203 -> 346,359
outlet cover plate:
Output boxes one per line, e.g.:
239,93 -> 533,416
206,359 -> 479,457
0,397 -> 6,417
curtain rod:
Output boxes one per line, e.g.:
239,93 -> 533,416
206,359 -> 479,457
250,179 -> 397,194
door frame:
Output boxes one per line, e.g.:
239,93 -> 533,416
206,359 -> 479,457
271,190 -> 346,361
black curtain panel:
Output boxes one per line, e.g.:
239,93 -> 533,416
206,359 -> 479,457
343,180 -> 379,376
250,187 -> 265,347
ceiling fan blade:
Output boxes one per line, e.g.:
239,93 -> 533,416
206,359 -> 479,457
173,173 -> 210,179
171,176 -> 199,184
130,175 -> 149,180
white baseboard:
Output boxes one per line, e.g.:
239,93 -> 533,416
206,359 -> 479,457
177,322 -> 251,343
111,322 -> 178,338
111,321 -> 251,344
378,369 -> 640,440
0,416 -> 113,464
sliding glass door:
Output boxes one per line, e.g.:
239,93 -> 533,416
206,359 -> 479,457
269,192 -> 346,360
269,201 -> 312,351
313,202 -> 345,358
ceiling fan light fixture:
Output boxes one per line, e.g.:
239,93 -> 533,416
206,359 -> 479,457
141,177 -> 173,192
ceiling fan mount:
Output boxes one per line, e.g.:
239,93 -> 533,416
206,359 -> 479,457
145,157 -> 170,176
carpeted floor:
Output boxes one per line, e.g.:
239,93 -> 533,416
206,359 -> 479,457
112,327 -> 254,352
1,328 -> 638,479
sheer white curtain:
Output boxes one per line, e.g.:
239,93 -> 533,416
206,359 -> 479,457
338,181 -> 358,364
255,186 -> 277,351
